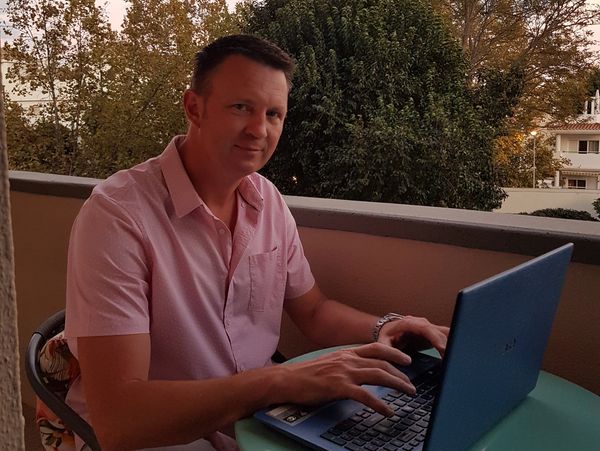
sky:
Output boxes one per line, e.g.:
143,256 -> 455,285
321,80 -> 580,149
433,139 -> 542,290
98,0 -> 239,28
589,0 -> 600,51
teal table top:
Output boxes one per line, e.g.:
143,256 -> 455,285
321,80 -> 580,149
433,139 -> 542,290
235,347 -> 600,451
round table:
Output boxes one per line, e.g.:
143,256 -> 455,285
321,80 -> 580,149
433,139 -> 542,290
235,347 -> 600,451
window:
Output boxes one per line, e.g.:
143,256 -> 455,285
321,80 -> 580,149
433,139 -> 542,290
578,140 -> 600,154
567,179 -> 586,189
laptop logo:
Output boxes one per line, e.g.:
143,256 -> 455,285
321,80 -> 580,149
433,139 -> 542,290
502,337 -> 517,354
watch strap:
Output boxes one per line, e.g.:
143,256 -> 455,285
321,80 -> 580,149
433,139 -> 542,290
372,313 -> 405,342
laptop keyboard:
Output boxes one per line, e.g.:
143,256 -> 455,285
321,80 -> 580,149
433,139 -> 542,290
320,366 -> 441,450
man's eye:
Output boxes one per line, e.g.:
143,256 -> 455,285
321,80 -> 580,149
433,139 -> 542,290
267,111 -> 282,119
233,104 -> 248,111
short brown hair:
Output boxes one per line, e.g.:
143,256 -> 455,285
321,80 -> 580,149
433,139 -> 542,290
191,34 -> 295,94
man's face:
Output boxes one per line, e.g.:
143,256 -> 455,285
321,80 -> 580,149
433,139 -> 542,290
191,54 -> 289,179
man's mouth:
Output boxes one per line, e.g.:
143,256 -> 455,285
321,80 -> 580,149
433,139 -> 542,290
235,145 -> 263,152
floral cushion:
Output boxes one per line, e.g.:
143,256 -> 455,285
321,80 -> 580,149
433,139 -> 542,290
35,331 -> 80,451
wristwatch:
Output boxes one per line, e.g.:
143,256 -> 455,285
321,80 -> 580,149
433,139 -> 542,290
372,313 -> 405,342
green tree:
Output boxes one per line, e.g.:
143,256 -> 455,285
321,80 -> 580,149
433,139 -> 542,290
5,0 -> 239,178
492,132 -> 568,187
78,0 -> 239,177
244,0 -> 508,210
430,0 -> 600,124
538,63 -> 600,124
5,0 -> 116,175
429,0 -> 598,187
592,198 -> 600,218
586,66 -> 600,95
4,97 -> 75,172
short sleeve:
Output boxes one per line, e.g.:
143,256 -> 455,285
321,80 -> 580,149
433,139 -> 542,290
282,203 -> 315,299
65,194 -> 151,346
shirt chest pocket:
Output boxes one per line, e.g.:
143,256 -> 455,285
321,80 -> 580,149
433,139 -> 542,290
248,246 -> 285,311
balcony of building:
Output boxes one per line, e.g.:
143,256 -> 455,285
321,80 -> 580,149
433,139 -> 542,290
9,170 -> 600,426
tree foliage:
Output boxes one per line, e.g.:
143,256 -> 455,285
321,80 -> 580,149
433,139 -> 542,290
3,0 -> 559,207
76,0 -> 227,176
430,0 -> 600,124
244,0 -> 508,209
593,198 -> 600,218
523,208 -> 599,221
585,66 -> 600,96
5,0 -> 239,178
429,1 -> 600,187
492,132 -> 568,187
4,97 -> 74,172
5,0 -> 116,175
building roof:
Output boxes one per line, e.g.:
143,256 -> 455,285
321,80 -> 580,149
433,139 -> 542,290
561,169 -> 600,177
547,123 -> 600,131
546,91 -> 600,132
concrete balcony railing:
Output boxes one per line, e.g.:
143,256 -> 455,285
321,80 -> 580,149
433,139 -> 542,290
9,170 -> 600,411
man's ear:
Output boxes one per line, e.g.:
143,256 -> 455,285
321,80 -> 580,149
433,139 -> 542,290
183,89 -> 205,128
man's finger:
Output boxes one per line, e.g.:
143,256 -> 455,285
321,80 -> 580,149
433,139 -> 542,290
346,386 -> 394,417
434,331 -> 448,357
437,325 -> 450,336
414,327 -> 446,355
352,342 -> 412,366
344,355 -> 413,382
351,367 -> 416,395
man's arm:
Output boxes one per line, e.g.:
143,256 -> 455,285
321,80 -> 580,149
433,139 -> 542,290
284,284 -> 449,354
78,334 -> 267,450
78,333 -> 416,450
284,284 -> 378,345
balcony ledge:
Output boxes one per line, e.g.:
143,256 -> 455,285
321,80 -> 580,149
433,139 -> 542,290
10,170 -> 600,265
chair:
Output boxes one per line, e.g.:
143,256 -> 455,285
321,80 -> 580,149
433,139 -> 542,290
26,309 -> 101,451
271,349 -> 288,364
26,310 -> 286,451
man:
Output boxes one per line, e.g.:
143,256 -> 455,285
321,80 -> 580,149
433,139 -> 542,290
65,34 -> 449,451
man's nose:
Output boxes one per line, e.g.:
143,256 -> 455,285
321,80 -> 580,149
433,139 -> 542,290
244,114 -> 268,139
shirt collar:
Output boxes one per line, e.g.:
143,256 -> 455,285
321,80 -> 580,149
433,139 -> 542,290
160,136 -> 264,217
160,136 -> 203,218
238,175 -> 264,213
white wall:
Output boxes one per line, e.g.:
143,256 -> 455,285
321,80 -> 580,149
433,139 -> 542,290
560,134 -> 600,153
560,149 -> 600,170
498,188 -> 600,215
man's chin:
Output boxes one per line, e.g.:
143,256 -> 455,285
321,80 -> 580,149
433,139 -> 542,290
233,160 -> 268,177
236,152 -> 271,169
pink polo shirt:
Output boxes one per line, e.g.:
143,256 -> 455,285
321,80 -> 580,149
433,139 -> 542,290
64,135 -> 315,449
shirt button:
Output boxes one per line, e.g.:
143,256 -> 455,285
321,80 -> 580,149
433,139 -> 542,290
218,228 -> 225,235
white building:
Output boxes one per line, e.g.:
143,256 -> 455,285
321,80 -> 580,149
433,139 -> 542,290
546,90 -> 600,190
1,60 -> 52,118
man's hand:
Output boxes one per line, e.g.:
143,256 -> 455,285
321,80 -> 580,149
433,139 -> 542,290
377,316 -> 450,357
273,342 -> 416,416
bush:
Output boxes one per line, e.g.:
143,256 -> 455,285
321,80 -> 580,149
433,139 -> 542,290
243,0 -> 513,210
522,208 -> 599,221
593,198 -> 600,218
